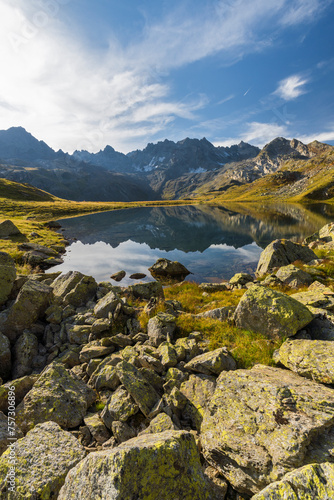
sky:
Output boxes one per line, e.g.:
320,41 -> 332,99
0,0 -> 334,154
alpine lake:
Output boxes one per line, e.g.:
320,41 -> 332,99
49,203 -> 334,285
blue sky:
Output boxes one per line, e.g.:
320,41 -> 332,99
0,0 -> 334,153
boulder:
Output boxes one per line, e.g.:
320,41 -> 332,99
94,290 -> 121,319
101,387 -> 139,429
184,347 -> 237,376
88,363 -> 120,392
84,413 -> 110,444
0,252 -> 16,306
16,362 -> 96,433
197,307 -> 231,321
12,332 -> 39,379
0,219 -> 21,237
116,361 -> 160,418
158,342 -> 178,369
201,365 -> 334,496
149,258 -> 191,282
291,289 -> 334,311
67,324 -> 92,344
256,239 -> 317,276
304,222 -> 334,244
234,284 -> 313,338
110,270 -> 126,282
0,421 -> 86,499
0,280 -> 52,342
128,281 -> 164,300
129,273 -> 147,279
51,271 -> 97,307
229,272 -> 254,287
275,264 -> 313,288
79,341 -> 115,362
252,462 -> 334,500
0,375 -> 38,413
199,282 -> 229,292
274,339 -> 334,385
0,332 -> 11,380
0,411 -> 23,456
58,431 -> 210,500
179,374 -> 216,431
111,421 -> 136,443
140,412 -> 178,435
147,312 -> 176,347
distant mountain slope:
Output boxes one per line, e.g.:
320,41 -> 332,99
0,127 -> 61,161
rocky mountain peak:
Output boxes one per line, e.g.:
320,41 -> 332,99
0,126 -> 57,161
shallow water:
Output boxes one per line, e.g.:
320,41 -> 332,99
49,203 -> 334,285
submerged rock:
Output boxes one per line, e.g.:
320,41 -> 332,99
274,339 -> 334,385
0,421 -> 86,499
58,431 -> 210,500
149,258 -> 191,282
234,284 -> 313,338
110,270 -> 126,282
201,364 -> 334,496
256,239 -> 317,276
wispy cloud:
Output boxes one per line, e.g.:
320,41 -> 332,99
280,0 -> 332,26
214,121 -> 290,147
274,75 -> 309,101
0,0 -> 331,152
299,126 -> 334,144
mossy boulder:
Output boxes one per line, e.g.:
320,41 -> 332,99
0,375 -> 38,413
84,412 -> 110,444
291,289 -> 334,312
0,332 -> 11,380
275,264 -> 313,288
12,332 -> 39,379
140,412 -> 178,435
158,342 -> 178,369
94,290 -> 121,319
0,421 -> 86,499
116,361 -> 160,418
201,365 -> 334,496
0,251 -> 16,307
184,347 -> 236,376
58,431 -> 210,500
256,239 -> 317,276
252,462 -> 334,500
51,271 -> 97,307
234,284 -> 313,338
0,220 -> 21,237
147,313 -> 176,347
274,339 -> 334,385
128,281 -> 164,300
0,280 -> 52,342
0,411 -> 23,456
16,362 -> 96,433
179,374 -> 216,431
101,387 -> 139,429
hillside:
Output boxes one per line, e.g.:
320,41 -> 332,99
0,177 -> 59,201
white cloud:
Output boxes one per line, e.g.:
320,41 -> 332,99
280,0 -> 332,26
0,0 -> 331,153
214,122 -> 290,147
274,75 -> 309,101
298,127 -> 334,144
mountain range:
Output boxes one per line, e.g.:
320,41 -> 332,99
0,126 -> 333,202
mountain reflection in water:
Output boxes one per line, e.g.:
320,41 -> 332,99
50,203 -> 334,285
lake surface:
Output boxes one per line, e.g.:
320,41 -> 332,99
50,203 -> 334,285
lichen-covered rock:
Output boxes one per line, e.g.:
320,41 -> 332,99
229,273 -> 254,287
256,239 -> 317,276
101,387 -> 139,429
0,332 -> 11,380
291,289 -> 334,311
12,332 -> 39,379
234,284 -> 313,338
88,363 -> 120,392
0,280 -> 52,342
16,362 -> 96,433
252,462 -> 334,500
175,337 -> 200,362
67,324 -> 92,344
275,264 -> 313,288
0,252 -> 16,307
274,339 -> 334,385
128,281 -> 164,300
140,412 -> 177,435
84,412 -> 110,444
184,347 -> 236,376
147,312 -> 176,347
51,270 -> 97,307
180,374 -> 216,431
79,341 -> 115,362
116,361 -> 160,418
201,364 -> 334,496
0,411 -> 23,456
158,342 -> 178,369
197,307 -> 231,321
94,290 -> 121,319
112,421 -> 136,443
305,222 -> 334,244
0,421 -> 86,499
58,430 -> 210,500
0,375 -> 38,413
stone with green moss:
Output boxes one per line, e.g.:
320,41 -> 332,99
94,290 -> 121,319
234,284 -> 313,338
275,264 -> 313,288
88,363 -> 120,392
67,324 -> 92,344
201,364 -> 334,497
179,374 -> 216,432
128,281 -> 164,300
175,337 -> 200,362
0,375 -> 38,413
12,332 -> 39,379
0,280 -> 52,342
0,332 -> 11,380
252,462 -> 334,500
116,361 -> 160,418
184,347 -> 236,376
0,421 -> 86,499
165,367 -> 188,387
16,362 -> 96,433
147,313 -> 176,347
58,430 -> 210,500
141,412 -> 178,435
0,251 -> 16,307
256,239 -> 317,277
274,339 -> 334,385
51,271 -> 97,307
158,342 -> 178,369
0,411 -> 23,456
101,387 -> 139,430
84,412 -> 110,444
291,289 -> 334,311
79,340 -> 115,362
